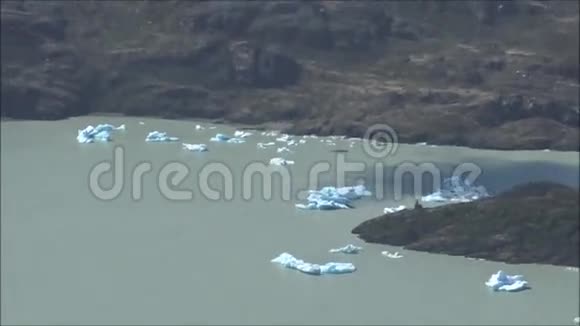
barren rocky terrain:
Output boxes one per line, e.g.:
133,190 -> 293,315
2,0 -> 579,150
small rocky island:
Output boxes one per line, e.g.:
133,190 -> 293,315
352,182 -> 579,267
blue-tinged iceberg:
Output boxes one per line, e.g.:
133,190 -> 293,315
210,133 -> 245,143
145,131 -> 179,142
329,244 -> 363,254
421,176 -> 489,204
296,185 -> 372,210
182,143 -> 208,152
77,124 -> 125,143
485,270 -> 529,292
271,253 -> 356,275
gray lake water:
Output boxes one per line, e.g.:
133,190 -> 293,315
1,116 -> 579,325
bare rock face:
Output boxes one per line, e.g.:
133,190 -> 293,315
1,1 -> 578,151
1,3 -> 94,119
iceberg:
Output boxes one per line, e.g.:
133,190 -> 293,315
485,270 -> 529,292
421,176 -> 489,205
296,185 -> 372,210
574,317 -> 579,324
138,121 -> 145,125
77,124 -> 125,143
234,130 -> 253,138
277,147 -> 292,153
145,131 -> 179,142
257,142 -> 276,149
210,133 -> 245,143
276,134 -> 292,142
384,205 -> 406,214
271,253 -> 356,275
381,251 -> 403,259
261,130 -> 279,137
299,139 -> 307,144
329,244 -> 363,254
182,143 -> 208,152
269,157 -> 295,166
195,124 -> 204,130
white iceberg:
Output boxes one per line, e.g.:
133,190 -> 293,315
182,143 -> 208,152
271,253 -> 356,275
210,133 -> 245,143
485,270 -> 529,292
234,130 -> 253,138
276,134 -> 292,142
329,244 -> 363,254
296,185 -> 372,210
299,139 -> 307,144
384,205 -> 406,214
138,121 -> 145,125
195,124 -> 204,130
574,317 -> 579,324
257,142 -> 276,149
381,251 -> 404,259
77,124 -> 126,143
277,147 -> 292,153
145,131 -> 179,142
269,157 -> 295,166
421,176 -> 489,205
262,130 -> 280,137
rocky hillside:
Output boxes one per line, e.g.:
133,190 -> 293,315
1,1 -> 579,150
352,182 -> 579,267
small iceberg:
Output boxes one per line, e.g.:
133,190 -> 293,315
574,317 -> 579,324
77,124 -> 125,143
381,250 -> 403,259
421,176 -> 489,205
195,124 -> 204,130
210,133 -> 245,143
485,270 -> 529,292
138,121 -> 145,125
262,130 -> 279,137
257,142 -> 276,149
329,244 -> 363,254
277,147 -> 292,153
234,130 -> 253,138
299,139 -> 307,144
145,131 -> 179,142
276,134 -> 292,142
384,205 -> 406,214
296,185 -> 372,210
182,143 -> 208,152
271,253 -> 356,275
269,157 -> 295,166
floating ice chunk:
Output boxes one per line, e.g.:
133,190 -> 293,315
210,133 -> 231,142
209,133 -> 245,143
485,270 -> 529,292
565,267 -> 579,272
384,205 -> 406,214
139,121 -> 145,125
276,134 -> 292,142
296,185 -> 372,210
574,317 -> 579,324
287,140 -> 298,146
209,126 -> 217,129
277,147 -> 292,153
257,142 -> 276,149
182,143 -> 208,152
299,139 -> 307,144
77,124 -> 125,143
145,131 -> 179,142
381,251 -> 403,259
416,142 -> 428,146
421,176 -> 489,205
269,157 -> 295,166
329,244 -> 363,254
261,130 -> 279,136
195,124 -> 204,130
234,130 -> 253,138
271,253 -> 356,275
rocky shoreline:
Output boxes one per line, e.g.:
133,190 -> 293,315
352,182 -> 580,267
2,1 -> 579,150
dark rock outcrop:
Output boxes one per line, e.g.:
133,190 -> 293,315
352,182 -> 580,267
1,1 -> 578,151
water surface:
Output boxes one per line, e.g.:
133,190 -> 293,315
1,117 -> 578,325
